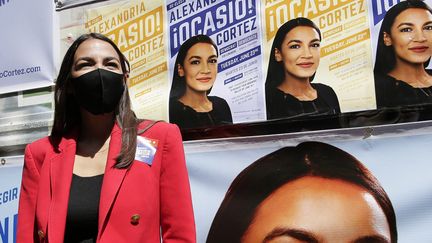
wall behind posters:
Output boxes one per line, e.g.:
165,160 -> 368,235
185,122 -> 432,242
0,0 -> 55,94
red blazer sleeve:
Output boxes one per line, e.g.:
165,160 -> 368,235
17,143 -> 41,243
159,124 -> 196,243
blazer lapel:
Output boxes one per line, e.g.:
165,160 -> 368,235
48,134 -> 77,243
98,123 -> 128,239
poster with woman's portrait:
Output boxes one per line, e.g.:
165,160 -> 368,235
166,0 -> 266,129
56,0 -> 432,129
184,122 -> 432,242
261,0 -> 375,118
370,0 -> 432,117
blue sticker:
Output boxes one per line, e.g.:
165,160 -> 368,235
135,136 -> 158,166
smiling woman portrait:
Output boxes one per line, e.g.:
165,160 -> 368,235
265,17 -> 340,120
169,35 -> 233,129
374,0 -> 432,109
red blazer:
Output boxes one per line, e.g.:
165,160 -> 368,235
17,121 -> 196,243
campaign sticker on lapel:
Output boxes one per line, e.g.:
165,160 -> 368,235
135,136 -> 158,166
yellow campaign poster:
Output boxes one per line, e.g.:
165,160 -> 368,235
262,0 -> 374,112
59,0 -> 168,120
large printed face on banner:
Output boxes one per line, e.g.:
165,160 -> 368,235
178,42 -> 218,94
205,141 -> 396,243
242,177 -> 390,243
384,8 -> 432,66
274,26 -> 321,80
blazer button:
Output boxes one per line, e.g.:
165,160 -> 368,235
38,229 -> 45,239
130,214 -> 140,225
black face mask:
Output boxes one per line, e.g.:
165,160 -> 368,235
72,68 -> 125,115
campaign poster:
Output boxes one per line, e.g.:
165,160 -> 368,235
59,0 -> 169,121
0,0 -> 55,94
262,0 -> 375,112
166,0 -> 266,125
369,0 -> 432,112
369,0 -> 432,64
0,156 -> 23,243
369,0 -> 432,68
184,122 -> 432,242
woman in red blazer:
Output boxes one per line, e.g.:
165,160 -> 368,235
17,33 -> 196,243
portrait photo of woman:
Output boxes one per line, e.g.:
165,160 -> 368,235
207,141 -> 396,243
169,35 -> 233,129
265,18 -> 341,120
374,0 -> 432,109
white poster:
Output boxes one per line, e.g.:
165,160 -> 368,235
0,0 -> 56,94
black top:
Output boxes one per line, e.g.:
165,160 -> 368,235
169,96 -> 233,129
64,174 -> 104,243
374,71 -> 432,109
266,83 -> 341,120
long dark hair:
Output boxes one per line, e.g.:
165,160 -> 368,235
265,17 -> 321,92
51,32 -> 140,168
207,141 -> 397,243
374,0 -> 432,74
169,34 -> 218,99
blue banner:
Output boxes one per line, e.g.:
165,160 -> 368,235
371,0 -> 403,25
169,0 -> 256,57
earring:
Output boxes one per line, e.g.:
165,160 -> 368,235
383,32 -> 392,46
